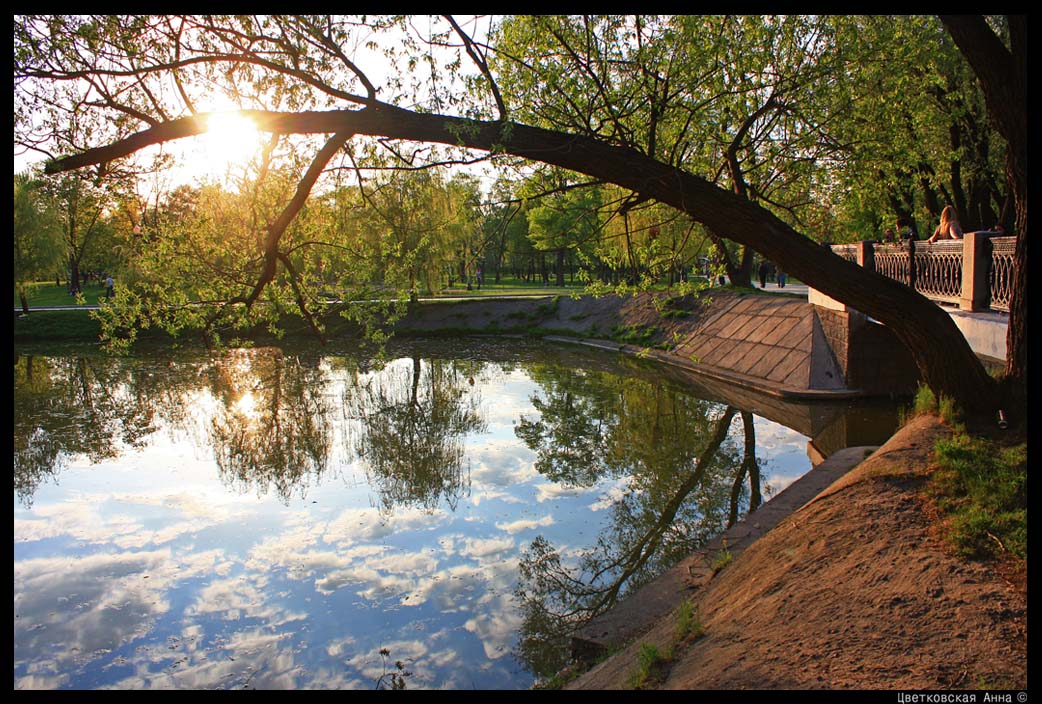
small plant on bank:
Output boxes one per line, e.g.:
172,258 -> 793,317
710,548 -> 733,574
610,323 -> 658,346
900,384 -> 962,428
673,599 -> 704,644
625,643 -> 672,689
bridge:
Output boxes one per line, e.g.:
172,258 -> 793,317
807,232 -> 1013,364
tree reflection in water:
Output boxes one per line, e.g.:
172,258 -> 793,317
207,347 -> 335,503
512,365 -> 766,680
343,354 -> 487,514
14,353 -> 168,507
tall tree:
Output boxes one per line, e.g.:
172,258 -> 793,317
13,170 -> 64,313
938,15 -> 1027,393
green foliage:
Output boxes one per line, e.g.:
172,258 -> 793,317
13,171 -> 64,302
626,643 -> 672,690
673,599 -> 704,643
902,384 -> 962,428
610,324 -> 658,346
928,433 -> 1026,561
710,548 -> 733,573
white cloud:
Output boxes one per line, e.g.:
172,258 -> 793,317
495,515 -> 554,534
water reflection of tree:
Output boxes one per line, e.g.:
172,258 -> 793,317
512,366 -> 766,680
207,348 -> 334,503
344,354 -> 486,513
13,353 -> 167,507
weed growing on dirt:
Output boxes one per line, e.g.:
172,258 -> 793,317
900,384 -> 961,428
673,600 -> 704,643
710,549 -> 733,573
626,643 -> 672,689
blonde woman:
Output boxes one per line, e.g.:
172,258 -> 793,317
927,205 -> 964,243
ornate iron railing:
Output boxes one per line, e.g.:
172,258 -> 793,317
874,242 -> 914,287
825,234 -> 1015,313
913,241 -> 962,305
988,236 -> 1016,312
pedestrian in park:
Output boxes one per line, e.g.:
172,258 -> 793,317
105,275 -> 114,298
758,260 -> 769,288
776,265 -> 787,288
882,228 -> 896,243
926,205 -> 964,243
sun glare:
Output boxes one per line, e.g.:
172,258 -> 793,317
194,112 -> 262,180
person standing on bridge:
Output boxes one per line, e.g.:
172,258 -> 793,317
926,205 -> 964,243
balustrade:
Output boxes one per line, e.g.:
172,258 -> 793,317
824,234 -> 1015,312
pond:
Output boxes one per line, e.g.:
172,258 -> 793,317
13,336 -> 901,690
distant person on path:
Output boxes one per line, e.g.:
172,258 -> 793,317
926,205 -> 964,243
776,266 -> 787,288
758,260 -> 769,288
882,228 -> 896,243
105,275 -> 114,298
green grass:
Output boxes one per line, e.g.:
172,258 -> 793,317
710,548 -> 733,573
625,643 -> 672,690
927,431 -> 1026,561
15,282 -> 112,308
610,323 -> 658,346
437,276 -> 574,298
900,384 -> 961,428
624,600 -> 705,690
14,308 -> 104,340
673,600 -> 704,643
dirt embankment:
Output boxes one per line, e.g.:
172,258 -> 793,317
565,413 -> 1027,690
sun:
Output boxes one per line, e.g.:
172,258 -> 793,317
190,111 -> 263,180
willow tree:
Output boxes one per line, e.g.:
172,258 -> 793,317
14,15 -> 1022,419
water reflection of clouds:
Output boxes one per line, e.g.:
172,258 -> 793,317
495,515 -> 554,534
533,483 -> 583,503
587,481 -> 629,512
15,549 -> 177,688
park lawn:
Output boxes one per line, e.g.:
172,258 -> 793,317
14,282 -> 112,308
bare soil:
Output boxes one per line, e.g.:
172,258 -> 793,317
567,413 -> 1027,690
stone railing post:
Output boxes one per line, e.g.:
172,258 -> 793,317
959,231 -> 989,311
856,241 -> 874,272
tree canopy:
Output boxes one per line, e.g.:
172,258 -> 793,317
13,14 -> 1026,418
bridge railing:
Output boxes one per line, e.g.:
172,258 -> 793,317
826,233 -> 1015,312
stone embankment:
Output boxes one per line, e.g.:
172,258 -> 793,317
394,289 -> 920,399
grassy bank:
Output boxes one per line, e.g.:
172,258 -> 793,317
909,387 -> 1027,564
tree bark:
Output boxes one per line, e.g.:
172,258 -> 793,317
939,15 -> 1026,391
45,103 -> 1001,414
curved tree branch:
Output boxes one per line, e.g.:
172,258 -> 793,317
45,101 -> 999,413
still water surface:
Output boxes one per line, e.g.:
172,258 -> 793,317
13,337 -> 897,689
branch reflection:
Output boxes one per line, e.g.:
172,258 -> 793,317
512,364 -> 768,679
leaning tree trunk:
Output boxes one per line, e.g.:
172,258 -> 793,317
44,103 -> 1002,416
940,14 -> 1027,401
